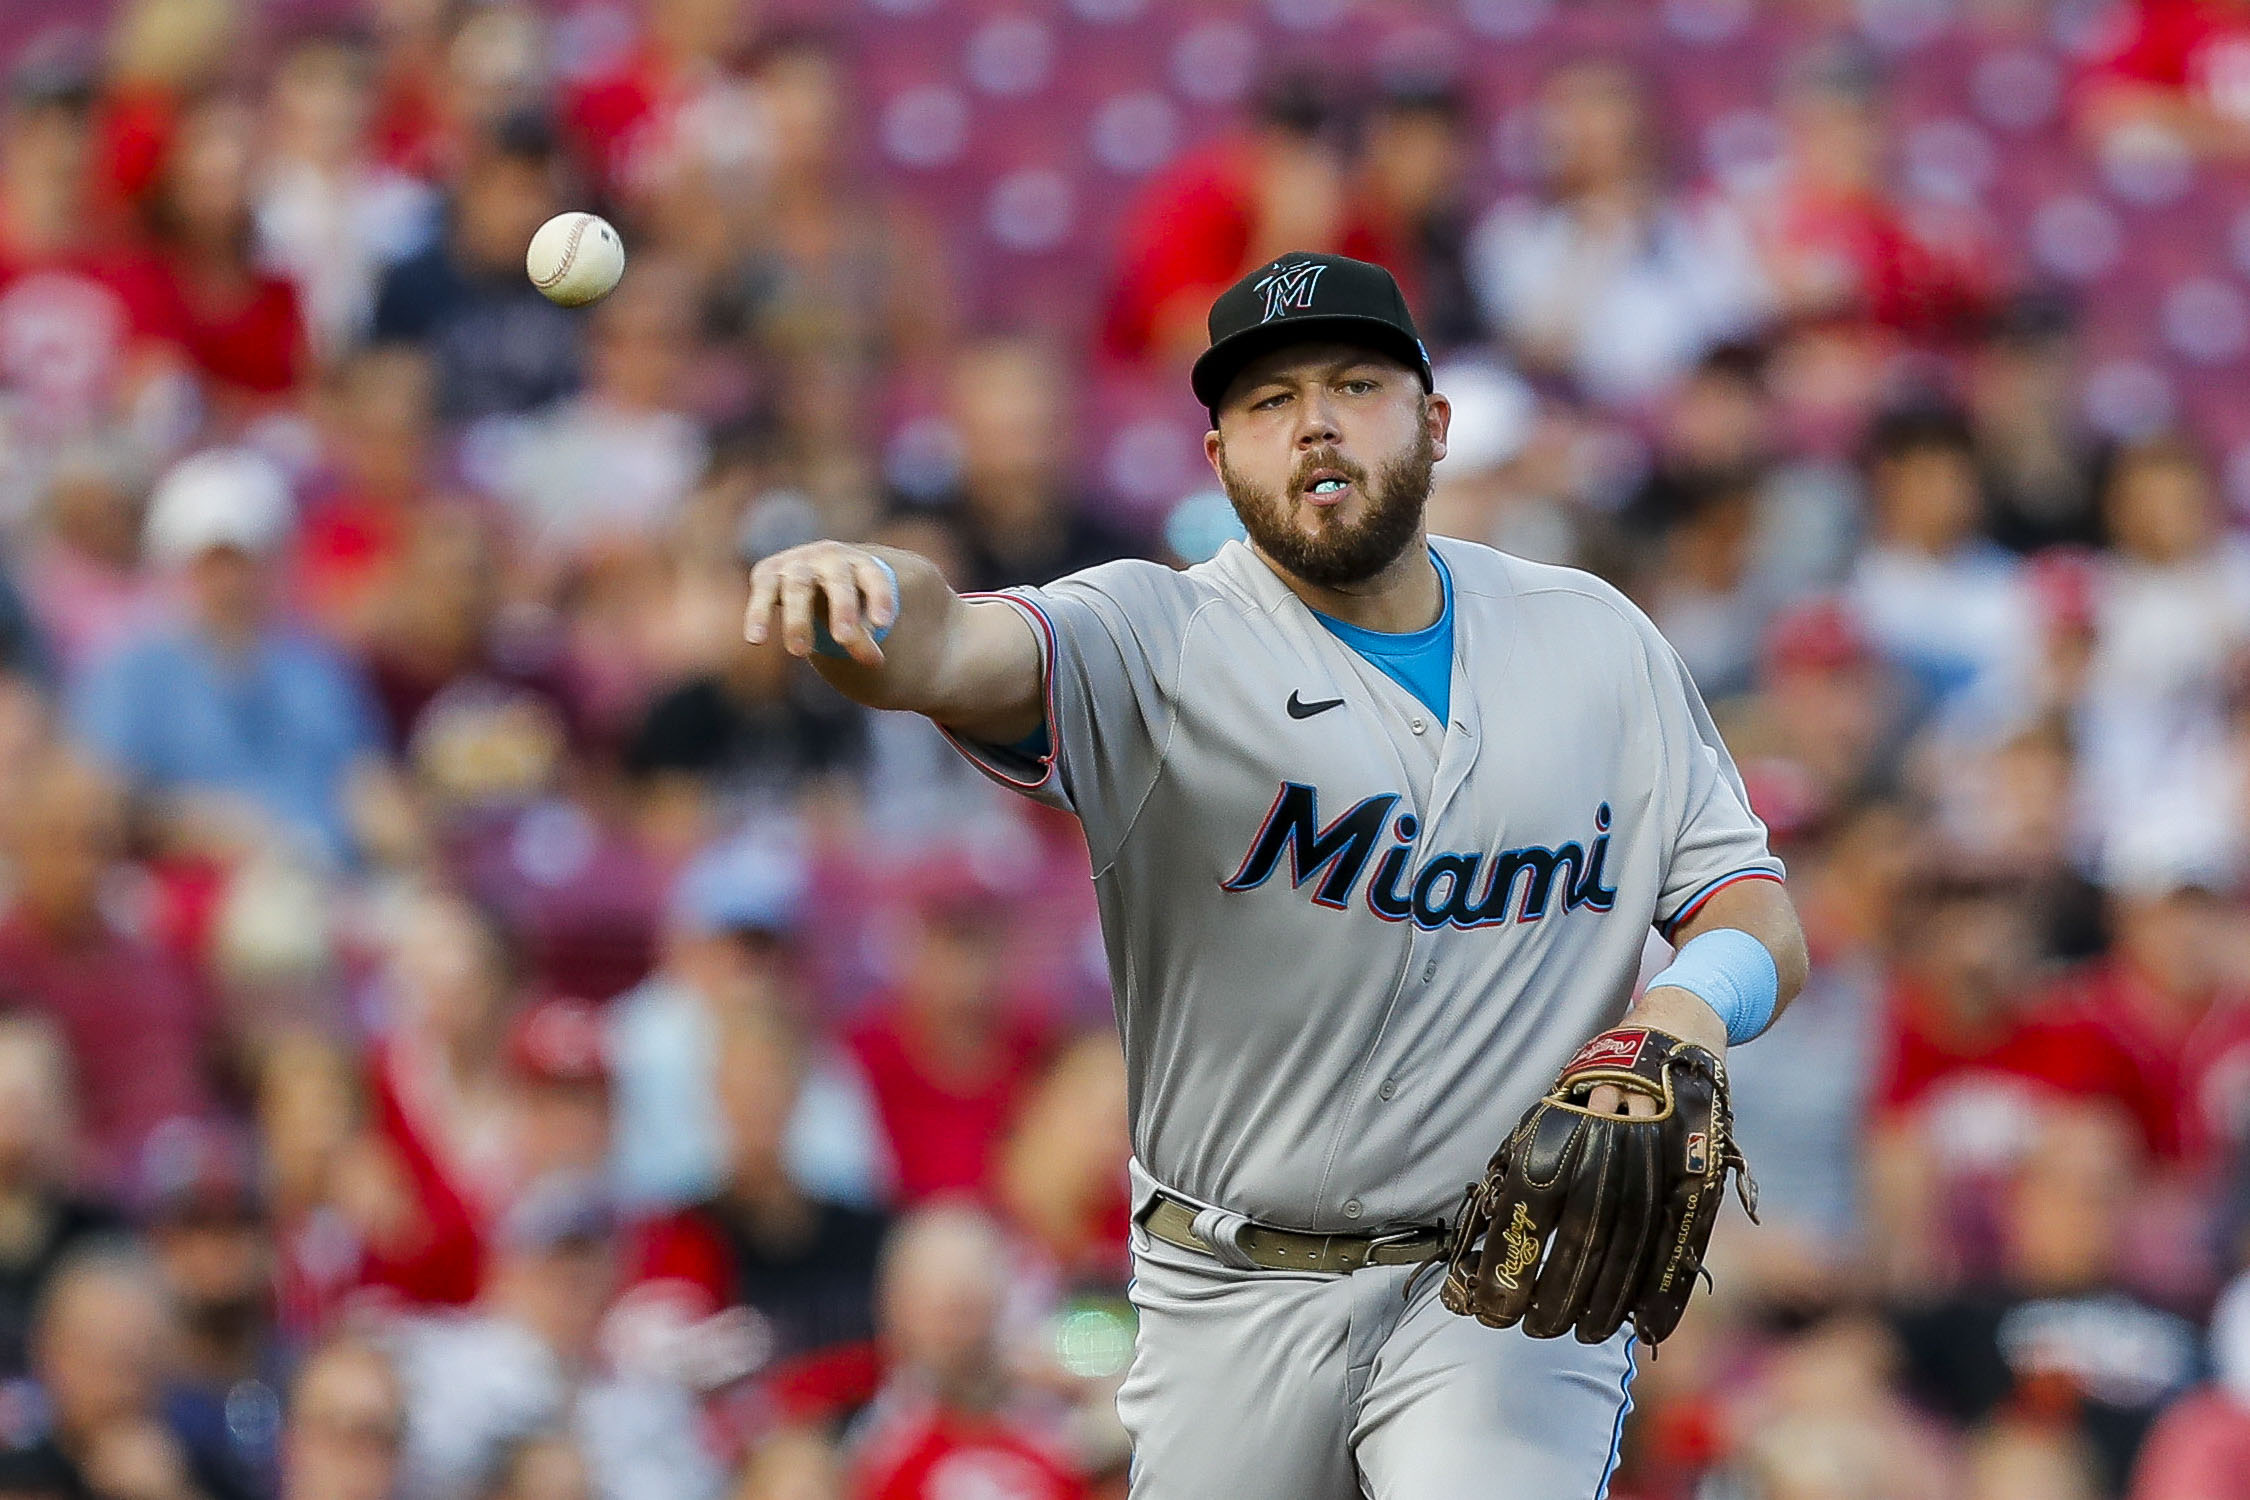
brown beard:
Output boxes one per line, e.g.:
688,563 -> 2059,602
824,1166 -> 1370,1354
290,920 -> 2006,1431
1218,425 -> 1435,588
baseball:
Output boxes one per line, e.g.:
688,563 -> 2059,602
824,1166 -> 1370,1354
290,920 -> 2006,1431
526,212 -> 626,306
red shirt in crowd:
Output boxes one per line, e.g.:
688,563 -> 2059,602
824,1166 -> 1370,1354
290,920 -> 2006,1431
853,1396 -> 1089,1500
0,242 -> 184,439
293,486 -> 409,644
360,1042 -> 489,1307
0,909 -> 212,1182
1752,184 -> 1997,340
2072,959 -> 2250,1166
1879,974 -> 2147,1129
1100,140 -> 1396,363
168,267 -> 307,399
846,1007 -> 1052,1206
2092,0 -> 2250,124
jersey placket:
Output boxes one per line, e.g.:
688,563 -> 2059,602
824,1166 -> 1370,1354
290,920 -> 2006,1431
1305,623 -> 1489,1229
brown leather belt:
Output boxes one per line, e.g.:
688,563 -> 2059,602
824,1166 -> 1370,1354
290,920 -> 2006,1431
1142,1195 -> 1446,1275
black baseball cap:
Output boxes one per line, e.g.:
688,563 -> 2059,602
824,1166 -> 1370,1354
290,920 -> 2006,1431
1190,252 -> 1433,418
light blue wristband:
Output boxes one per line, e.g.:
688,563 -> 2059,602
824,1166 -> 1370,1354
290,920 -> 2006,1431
1647,928 -> 1779,1046
811,556 -> 899,659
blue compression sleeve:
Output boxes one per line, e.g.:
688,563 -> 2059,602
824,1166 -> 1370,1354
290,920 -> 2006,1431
1646,928 -> 1780,1046
811,556 -> 900,659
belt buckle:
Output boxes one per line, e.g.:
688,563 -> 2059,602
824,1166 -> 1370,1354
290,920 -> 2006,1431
1362,1223 -> 1440,1265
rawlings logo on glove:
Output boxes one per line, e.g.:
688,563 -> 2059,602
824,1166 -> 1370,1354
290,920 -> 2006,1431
1430,1027 -> 1756,1346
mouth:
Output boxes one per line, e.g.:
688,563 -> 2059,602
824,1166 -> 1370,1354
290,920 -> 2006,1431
1297,468 -> 1356,508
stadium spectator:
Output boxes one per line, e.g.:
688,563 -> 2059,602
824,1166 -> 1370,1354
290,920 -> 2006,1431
0,1017 -> 118,1378
295,346 -> 440,649
279,1337 -> 407,1500
71,448 -> 391,868
2080,0 -> 2250,159
849,1207 -> 1086,1500
906,338 -> 1135,593
143,1121 -> 283,1500
995,1035 -> 1130,1295
256,34 -> 436,364
561,0 -> 762,203
711,30 -> 954,430
625,537 -> 870,819
1741,46 -> 1997,340
1350,72 -> 1480,354
22,1243 -> 227,1500
625,1008 -> 890,1371
471,256 -> 707,571
1846,407 -> 2039,743
1971,296 -> 2103,554
847,858 -> 1055,1208
1891,1109 -> 2201,1492
388,1172 -> 717,1500
1468,59 -> 1767,407
0,747 -> 213,1179
0,59 -> 188,523
1102,72 -> 1377,368
2078,436 -> 2250,886
1724,800 -> 1899,1267
141,92 -> 309,412
255,1032 -> 401,1340
22,442 -> 159,677
608,836 -> 884,1215
371,113 -> 580,422
501,999 -> 612,1194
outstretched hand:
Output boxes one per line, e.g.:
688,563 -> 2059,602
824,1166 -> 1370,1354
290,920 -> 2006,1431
743,541 -> 900,668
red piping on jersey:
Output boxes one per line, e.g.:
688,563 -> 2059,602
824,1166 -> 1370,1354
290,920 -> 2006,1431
937,590 -> 1060,793
1658,868 -> 1783,942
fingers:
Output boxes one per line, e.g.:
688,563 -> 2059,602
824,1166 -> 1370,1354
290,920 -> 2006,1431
855,557 -> 899,630
777,563 -> 819,657
812,556 -> 885,667
1584,1083 -> 1661,1119
741,544 -> 892,667
743,560 -> 781,645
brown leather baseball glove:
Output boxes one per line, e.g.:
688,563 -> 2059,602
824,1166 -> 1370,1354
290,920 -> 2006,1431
1432,1026 -> 1756,1346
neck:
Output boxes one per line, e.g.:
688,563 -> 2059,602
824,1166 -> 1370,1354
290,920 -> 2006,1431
1257,534 -> 1441,633
198,611 -> 263,656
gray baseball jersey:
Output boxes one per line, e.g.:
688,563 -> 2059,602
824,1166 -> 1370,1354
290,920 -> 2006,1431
949,535 -> 1779,1233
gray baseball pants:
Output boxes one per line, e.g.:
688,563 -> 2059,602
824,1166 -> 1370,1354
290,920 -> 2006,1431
1117,1222 -> 1638,1500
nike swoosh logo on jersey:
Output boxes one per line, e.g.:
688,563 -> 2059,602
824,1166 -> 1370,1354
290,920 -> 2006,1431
1287,691 -> 1345,719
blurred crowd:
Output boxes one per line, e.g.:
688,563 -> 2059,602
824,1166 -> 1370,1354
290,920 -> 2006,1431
3,0 -> 2250,1498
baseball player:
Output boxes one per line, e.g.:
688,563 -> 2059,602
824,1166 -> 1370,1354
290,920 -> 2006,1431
744,251 -> 1808,1498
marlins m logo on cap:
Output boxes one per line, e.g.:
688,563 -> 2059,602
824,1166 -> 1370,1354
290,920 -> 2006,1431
1255,260 -> 1326,323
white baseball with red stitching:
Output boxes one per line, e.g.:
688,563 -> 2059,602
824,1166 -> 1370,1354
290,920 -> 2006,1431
526,211 -> 626,306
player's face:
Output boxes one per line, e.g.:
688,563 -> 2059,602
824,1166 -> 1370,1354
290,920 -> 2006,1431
1208,345 -> 1449,587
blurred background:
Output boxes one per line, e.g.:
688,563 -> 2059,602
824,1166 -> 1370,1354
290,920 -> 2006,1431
0,0 -> 2247,1497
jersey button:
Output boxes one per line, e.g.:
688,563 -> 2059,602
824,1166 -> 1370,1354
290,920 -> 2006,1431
1409,718 -> 1427,735
1378,1079 -> 1397,1100
1342,1199 -> 1363,1219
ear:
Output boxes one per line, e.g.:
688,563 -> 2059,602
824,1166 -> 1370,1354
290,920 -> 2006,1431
1204,427 -> 1226,482
1424,392 -> 1452,466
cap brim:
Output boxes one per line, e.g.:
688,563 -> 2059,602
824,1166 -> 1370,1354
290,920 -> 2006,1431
1191,316 -> 1432,415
